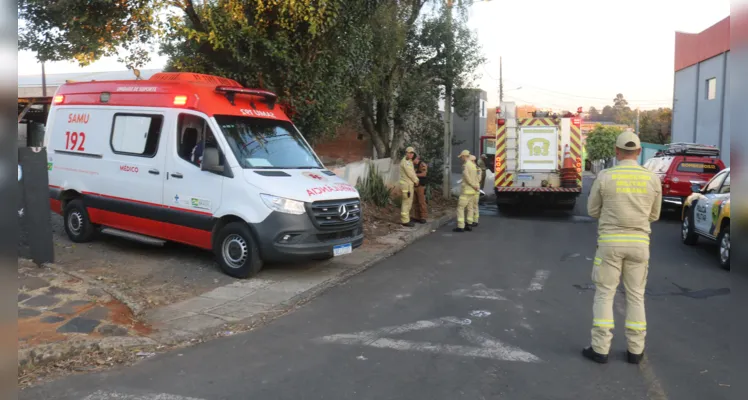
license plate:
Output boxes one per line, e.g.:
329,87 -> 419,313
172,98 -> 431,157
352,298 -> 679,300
333,243 -> 352,256
517,174 -> 534,181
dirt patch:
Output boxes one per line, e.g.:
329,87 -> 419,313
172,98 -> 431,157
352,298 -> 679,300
105,300 -> 152,336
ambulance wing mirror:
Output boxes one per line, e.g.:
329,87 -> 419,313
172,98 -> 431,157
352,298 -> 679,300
201,147 -> 224,174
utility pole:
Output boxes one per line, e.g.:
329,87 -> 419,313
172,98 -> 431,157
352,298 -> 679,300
41,62 -> 47,97
635,107 -> 640,135
499,56 -> 503,104
442,0 -> 454,199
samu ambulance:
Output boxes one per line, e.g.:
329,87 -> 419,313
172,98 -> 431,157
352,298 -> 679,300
44,72 -> 363,278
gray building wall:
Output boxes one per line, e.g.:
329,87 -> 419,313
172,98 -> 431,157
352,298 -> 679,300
451,89 -> 488,173
672,51 -> 730,166
673,65 -> 698,141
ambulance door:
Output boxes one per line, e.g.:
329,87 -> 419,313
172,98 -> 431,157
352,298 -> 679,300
96,111 -> 167,233
162,112 -> 225,249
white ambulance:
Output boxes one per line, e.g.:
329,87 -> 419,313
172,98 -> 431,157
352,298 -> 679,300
44,72 -> 363,278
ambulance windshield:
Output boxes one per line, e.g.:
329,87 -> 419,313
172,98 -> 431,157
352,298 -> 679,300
215,115 -> 322,169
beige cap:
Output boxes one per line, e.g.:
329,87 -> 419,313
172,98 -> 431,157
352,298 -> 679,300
469,155 -> 476,161
458,149 -> 471,158
405,146 -> 415,153
616,131 -> 641,150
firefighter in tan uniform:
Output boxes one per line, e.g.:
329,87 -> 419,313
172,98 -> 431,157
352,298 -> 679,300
583,132 -> 662,365
469,155 -> 481,227
454,150 -> 479,232
399,146 -> 420,227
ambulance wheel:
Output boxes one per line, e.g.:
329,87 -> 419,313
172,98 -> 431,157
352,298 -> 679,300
214,222 -> 263,279
717,225 -> 730,270
681,207 -> 699,245
63,199 -> 97,243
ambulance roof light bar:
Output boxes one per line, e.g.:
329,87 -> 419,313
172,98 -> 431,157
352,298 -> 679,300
215,86 -> 278,109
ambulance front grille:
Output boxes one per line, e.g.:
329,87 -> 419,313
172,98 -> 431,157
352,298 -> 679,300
309,198 -> 362,229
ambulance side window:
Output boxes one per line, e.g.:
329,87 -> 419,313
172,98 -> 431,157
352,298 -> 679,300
110,114 -> 163,157
177,114 -> 224,168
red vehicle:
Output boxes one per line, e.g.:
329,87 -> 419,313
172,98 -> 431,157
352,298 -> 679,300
643,143 -> 725,209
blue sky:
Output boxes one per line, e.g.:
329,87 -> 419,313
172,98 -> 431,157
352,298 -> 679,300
17,0 -> 729,111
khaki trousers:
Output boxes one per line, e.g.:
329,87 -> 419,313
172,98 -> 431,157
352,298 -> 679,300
400,184 -> 414,224
591,244 -> 650,355
456,194 -> 475,229
472,193 -> 480,223
411,185 -> 428,220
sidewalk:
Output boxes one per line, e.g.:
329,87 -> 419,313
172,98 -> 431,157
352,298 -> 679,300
18,259 -> 155,371
20,209 -> 455,387
145,213 -> 455,344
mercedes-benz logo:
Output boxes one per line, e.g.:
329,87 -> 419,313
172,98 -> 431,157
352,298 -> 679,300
338,204 -> 350,221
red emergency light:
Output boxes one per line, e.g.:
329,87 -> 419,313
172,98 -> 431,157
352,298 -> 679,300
497,118 -> 506,126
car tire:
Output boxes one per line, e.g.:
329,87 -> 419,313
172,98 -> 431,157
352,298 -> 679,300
214,222 -> 263,279
681,207 -> 699,245
63,199 -> 97,243
717,224 -> 730,270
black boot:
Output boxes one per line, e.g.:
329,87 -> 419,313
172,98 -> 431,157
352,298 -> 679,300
582,347 -> 608,364
627,350 -> 644,365
470,222 -> 479,227
464,225 -> 473,232
402,221 -> 415,227
453,227 -> 464,232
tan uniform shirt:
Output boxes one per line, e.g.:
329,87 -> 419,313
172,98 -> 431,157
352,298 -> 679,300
399,157 -> 419,189
461,161 -> 479,195
587,159 -> 662,244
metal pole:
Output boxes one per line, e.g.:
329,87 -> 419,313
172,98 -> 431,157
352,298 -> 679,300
635,107 -> 640,135
41,62 -> 47,97
442,0 -> 454,199
499,56 -> 503,103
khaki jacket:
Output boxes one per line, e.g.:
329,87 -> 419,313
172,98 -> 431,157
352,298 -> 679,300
461,161 -> 480,195
587,159 -> 662,245
399,157 -> 419,192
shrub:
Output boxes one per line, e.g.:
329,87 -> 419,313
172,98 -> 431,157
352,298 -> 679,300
356,162 -> 391,208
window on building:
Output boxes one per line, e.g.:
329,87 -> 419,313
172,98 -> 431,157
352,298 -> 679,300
111,114 -> 163,157
706,78 -> 717,100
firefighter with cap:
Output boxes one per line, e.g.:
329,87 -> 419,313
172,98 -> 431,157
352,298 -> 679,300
469,155 -> 481,227
399,146 -> 420,227
454,150 -> 479,232
582,131 -> 662,365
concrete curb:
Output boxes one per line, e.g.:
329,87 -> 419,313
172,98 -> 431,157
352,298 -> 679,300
146,212 -> 455,346
43,262 -> 145,316
19,336 -> 158,369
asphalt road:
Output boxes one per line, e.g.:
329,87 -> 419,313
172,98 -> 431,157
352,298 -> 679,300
22,177 -> 737,400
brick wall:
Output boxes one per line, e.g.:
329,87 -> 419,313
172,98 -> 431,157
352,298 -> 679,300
313,125 -> 372,166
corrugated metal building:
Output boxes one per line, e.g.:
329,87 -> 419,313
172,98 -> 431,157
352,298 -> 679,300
672,17 -> 731,165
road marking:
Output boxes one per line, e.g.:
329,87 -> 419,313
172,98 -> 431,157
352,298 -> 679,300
614,297 -> 669,400
528,270 -> 550,291
314,317 -> 541,363
82,391 -> 206,400
448,284 -> 507,301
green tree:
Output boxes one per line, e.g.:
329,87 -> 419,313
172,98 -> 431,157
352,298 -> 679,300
353,1 -> 484,159
18,0 -> 163,66
639,108 -> 672,144
587,106 -> 600,122
586,125 -> 623,161
601,105 -> 614,121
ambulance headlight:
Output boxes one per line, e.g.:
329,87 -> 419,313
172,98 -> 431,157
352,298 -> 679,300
260,194 -> 306,215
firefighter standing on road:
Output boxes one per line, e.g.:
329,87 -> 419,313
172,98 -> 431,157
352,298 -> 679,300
469,155 -> 481,227
477,154 -> 488,193
399,147 -> 420,227
411,154 -> 429,223
583,132 -> 662,365
454,150 -> 479,232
